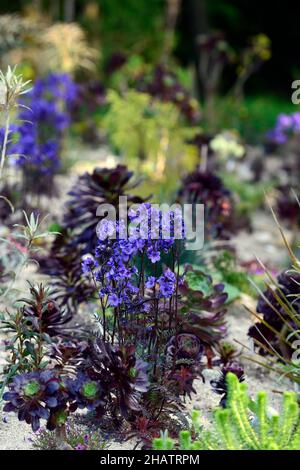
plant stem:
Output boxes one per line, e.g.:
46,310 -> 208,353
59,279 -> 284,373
0,109 -> 10,181
55,425 -> 72,450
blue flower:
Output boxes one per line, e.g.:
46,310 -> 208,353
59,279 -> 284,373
157,269 -> 176,298
81,256 -> 95,274
92,203 -> 185,313
3,73 -> 77,189
147,247 -> 161,263
267,111 -> 300,145
145,276 -> 156,289
108,294 -> 120,307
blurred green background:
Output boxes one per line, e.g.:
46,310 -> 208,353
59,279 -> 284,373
0,0 -> 298,142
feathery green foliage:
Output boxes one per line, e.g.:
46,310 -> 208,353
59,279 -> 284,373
153,373 -> 300,450
101,89 -> 198,185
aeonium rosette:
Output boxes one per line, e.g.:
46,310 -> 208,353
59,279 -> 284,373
3,370 -> 64,431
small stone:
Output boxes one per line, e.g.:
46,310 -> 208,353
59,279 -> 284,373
202,369 -> 219,381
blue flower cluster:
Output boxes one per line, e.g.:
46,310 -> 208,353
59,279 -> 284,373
8,73 -> 77,177
147,269 -> 177,298
267,112 -> 300,145
82,203 -> 185,309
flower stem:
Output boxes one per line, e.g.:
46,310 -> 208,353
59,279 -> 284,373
0,109 -> 10,181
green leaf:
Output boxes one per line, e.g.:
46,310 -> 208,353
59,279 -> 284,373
47,222 -> 62,233
222,282 -> 241,303
24,341 -> 36,359
185,270 -> 213,295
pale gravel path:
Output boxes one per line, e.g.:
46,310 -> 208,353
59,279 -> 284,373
0,413 -> 33,450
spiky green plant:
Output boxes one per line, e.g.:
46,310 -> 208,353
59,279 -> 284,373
153,373 -> 300,450
0,212 -> 59,303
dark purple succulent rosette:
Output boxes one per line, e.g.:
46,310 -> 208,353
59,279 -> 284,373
211,361 -> 245,407
82,339 -> 149,416
49,339 -> 88,366
66,372 -> 105,412
3,370 -> 60,432
177,167 -> 236,240
166,333 -> 204,362
176,270 -> 228,366
248,270 -> 300,357
276,187 -> 300,228
63,165 -> 146,254
38,235 -> 95,317
21,284 -> 72,337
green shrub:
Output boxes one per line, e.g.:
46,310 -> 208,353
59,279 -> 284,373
153,373 -> 300,450
211,95 -> 299,143
101,89 -> 198,194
